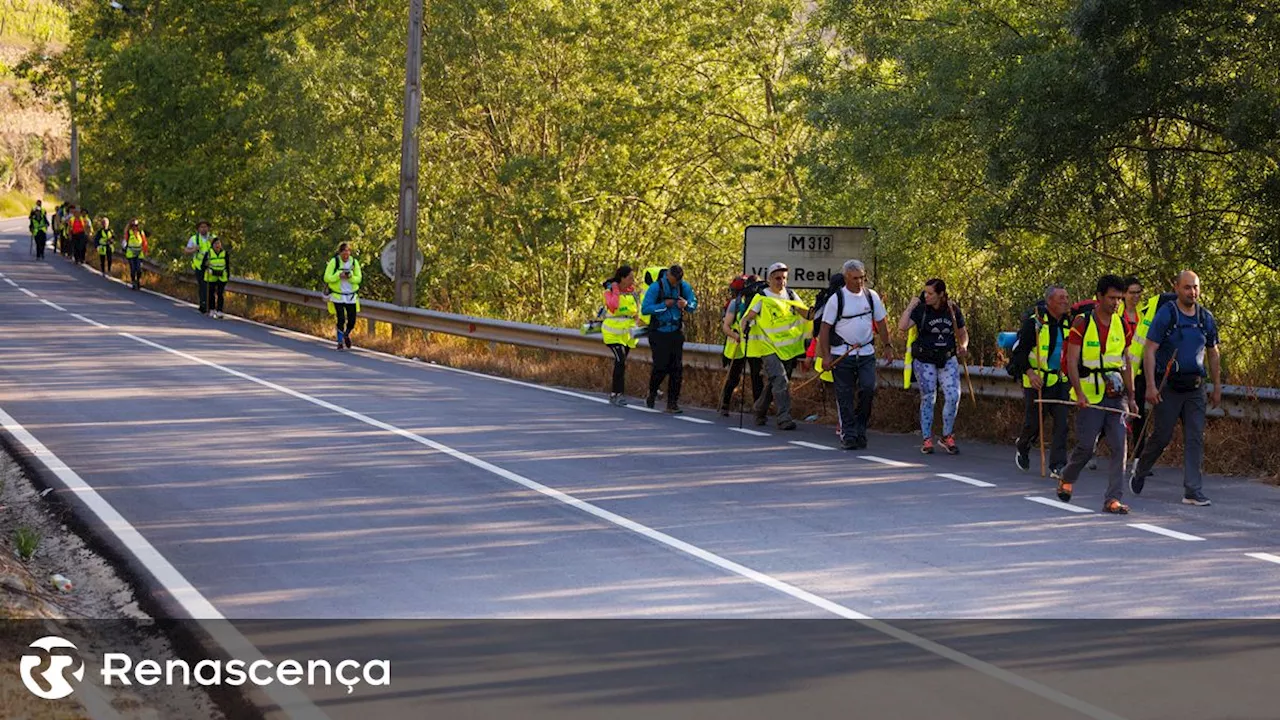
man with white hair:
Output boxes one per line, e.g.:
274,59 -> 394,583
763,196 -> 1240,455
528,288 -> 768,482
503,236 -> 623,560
816,259 -> 892,450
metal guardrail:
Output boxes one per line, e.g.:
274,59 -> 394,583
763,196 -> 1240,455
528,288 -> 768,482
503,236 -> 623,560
139,259 -> 1280,422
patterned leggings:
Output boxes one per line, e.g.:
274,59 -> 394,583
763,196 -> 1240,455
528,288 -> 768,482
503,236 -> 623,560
916,357 -> 961,439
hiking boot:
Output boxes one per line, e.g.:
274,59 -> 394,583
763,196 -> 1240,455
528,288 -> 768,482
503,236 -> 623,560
754,415 -> 768,426
1056,479 -> 1073,503
941,435 -> 959,455
1087,458 -> 1098,471
1015,448 -> 1030,471
645,394 -> 656,409
1049,464 -> 1065,480
608,393 -> 627,407
344,334 -> 352,349
664,405 -> 683,415
1103,499 -> 1130,514
718,406 -> 730,417
1182,493 -> 1212,507
840,438 -> 860,450
921,437 -> 934,454
777,419 -> 797,431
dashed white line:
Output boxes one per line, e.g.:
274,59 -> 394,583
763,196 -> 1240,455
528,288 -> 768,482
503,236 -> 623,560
110,328 -> 1127,720
19,287 -> 36,297
626,404 -> 662,413
1128,523 -> 1205,542
859,455 -> 917,468
938,473 -> 996,488
791,440 -> 836,451
675,415 -> 713,425
729,427 -> 771,437
1024,496 -> 1095,514
40,299 -> 66,312
1246,552 -> 1280,566
3,278 -> 16,286
71,313 -> 110,329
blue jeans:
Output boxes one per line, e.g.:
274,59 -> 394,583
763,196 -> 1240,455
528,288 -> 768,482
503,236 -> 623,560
832,354 -> 877,443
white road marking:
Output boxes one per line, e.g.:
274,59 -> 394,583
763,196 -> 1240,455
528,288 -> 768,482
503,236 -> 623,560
19,287 -> 37,297
1128,523 -> 1205,542
40,298 -> 66,312
728,427 -> 771,437
1024,496 -> 1095,514
675,415 -> 713,424
859,455 -> 916,468
626,404 -> 662,413
790,440 -> 835,451
938,473 -> 996,488
72,313 -> 111,329
110,328 -> 1127,720
1246,552 -> 1280,566
0,404 -> 329,720
3,278 -> 16,286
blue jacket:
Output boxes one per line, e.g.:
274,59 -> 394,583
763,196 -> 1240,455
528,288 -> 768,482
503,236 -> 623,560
642,276 -> 698,334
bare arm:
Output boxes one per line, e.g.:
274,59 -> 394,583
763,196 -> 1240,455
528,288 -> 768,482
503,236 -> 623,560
722,303 -> 738,340
897,297 -> 919,332
1066,340 -> 1085,406
1143,342 -> 1160,406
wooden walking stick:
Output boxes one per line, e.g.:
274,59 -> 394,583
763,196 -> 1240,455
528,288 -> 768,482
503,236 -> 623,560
792,342 -> 858,394
961,359 -> 977,405
1038,385 -> 1046,478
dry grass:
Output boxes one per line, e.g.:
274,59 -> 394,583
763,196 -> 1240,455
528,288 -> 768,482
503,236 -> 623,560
106,262 -> 1278,480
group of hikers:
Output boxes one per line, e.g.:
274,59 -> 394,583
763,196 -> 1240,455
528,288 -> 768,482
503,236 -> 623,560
598,260 -> 1222,514
28,203 -> 362,351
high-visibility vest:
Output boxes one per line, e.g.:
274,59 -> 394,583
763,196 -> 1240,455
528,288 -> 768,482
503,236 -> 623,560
203,248 -> 228,282
754,294 -> 808,361
190,234 -> 214,270
1023,310 -> 1069,389
96,229 -> 114,254
125,230 -> 145,258
602,292 -> 640,348
1071,310 -> 1127,404
722,298 -> 763,360
637,266 -> 666,327
1128,295 -> 1161,364
30,209 -> 47,232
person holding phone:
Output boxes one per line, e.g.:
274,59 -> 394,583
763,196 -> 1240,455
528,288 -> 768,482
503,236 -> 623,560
323,242 -> 363,350
899,278 -> 968,454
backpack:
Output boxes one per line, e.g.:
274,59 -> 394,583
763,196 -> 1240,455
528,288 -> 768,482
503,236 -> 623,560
648,268 -> 688,331
815,280 -> 877,348
319,255 -> 339,293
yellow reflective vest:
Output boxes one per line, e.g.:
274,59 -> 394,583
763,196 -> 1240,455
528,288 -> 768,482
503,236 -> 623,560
602,292 -> 640,349
751,292 -> 808,361
1023,309 -> 1070,389
1070,310 -> 1127,404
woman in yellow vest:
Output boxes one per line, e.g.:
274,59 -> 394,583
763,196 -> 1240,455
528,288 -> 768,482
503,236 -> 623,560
601,265 -> 644,406
200,237 -> 230,319
718,274 -> 764,416
324,242 -> 363,350
94,217 -> 115,275
123,218 -> 147,291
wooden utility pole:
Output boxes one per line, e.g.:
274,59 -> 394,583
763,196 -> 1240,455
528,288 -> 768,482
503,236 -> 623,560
393,0 -> 423,310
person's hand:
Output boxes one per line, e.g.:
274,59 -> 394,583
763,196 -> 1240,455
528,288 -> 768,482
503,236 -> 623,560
1211,386 -> 1222,409
729,331 -> 741,343
882,344 -> 895,361
664,298 -> 675,308
822,354 -> 834,369
1127,397 -> 1139,416
1076,394 -> 1089,409
677,298 -> 688,310
1146,387 -> 1161,407
957,345 -> 968,357
1025,370 -> 1044,391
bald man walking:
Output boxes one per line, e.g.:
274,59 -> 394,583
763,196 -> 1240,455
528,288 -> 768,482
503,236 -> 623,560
1130,270 -> 1221,506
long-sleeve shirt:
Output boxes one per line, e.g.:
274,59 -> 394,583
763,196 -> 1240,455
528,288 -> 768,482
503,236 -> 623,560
641,277 -> 698,334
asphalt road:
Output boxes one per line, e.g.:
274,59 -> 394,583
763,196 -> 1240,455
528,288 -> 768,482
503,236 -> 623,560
2,218 -> 1279,719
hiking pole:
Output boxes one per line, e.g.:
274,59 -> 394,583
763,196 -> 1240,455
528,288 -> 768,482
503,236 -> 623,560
792,343 -> 859,394
1132,357 -> 1176,468
1038,386 -> 1046,478
1034,398 -> 1139,417
737,321 -> 749,429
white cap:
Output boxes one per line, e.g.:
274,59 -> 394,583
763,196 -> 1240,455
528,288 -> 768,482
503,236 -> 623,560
767,262 -> 788,275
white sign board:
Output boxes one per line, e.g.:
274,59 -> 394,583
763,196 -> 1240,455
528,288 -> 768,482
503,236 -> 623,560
380,240 -> 425,281
742,225 -> 870,290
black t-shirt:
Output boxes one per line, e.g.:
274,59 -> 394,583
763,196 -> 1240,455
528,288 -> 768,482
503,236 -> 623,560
910,302 -> 965,351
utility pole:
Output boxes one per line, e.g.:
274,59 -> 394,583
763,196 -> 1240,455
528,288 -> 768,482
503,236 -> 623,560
70,75 -> 79,204
393,0 -> 423,309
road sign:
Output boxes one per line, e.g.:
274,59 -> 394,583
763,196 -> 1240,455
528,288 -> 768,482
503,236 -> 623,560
742,225 -> 870,290
380,239 -> 424,281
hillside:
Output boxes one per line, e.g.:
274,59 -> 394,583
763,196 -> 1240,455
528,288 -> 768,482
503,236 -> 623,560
0,0 -> 70,211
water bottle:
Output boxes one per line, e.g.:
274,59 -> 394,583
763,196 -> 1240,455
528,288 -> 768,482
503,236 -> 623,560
49,574 -> 73,593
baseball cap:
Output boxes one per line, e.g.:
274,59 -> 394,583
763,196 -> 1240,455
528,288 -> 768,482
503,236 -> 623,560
767,262 -> 788,275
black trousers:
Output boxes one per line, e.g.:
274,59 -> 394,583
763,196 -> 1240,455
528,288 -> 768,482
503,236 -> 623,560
72,232 -> 88,263
607,344 -> 630,394
720,356 -> 764,410
196,274 -> 209,313
1017,381 -> 1071,469
334,303 -> 357,337
127,257 -> 142,288
35,231 -> 46,258
648,331 -> 685,404
207,281 -> 226,312
99,248 -> 113,274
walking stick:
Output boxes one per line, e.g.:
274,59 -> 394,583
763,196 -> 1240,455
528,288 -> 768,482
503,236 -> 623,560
1034,398 -> 1139,417
961,359 -> 977,405
737,321 -> 749,429
1038,385 -> 1046,478
1132,357 -> 1177,469
792,342 -> 858,394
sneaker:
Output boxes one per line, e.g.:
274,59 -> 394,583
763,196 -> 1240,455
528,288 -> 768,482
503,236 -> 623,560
840,438 -> 859,450
1182,493 -> 1212,506
921,437 -> 934,454
942,435 -> 959,455
1087,458 -> 1098,471
754,415 -> 768,426
664,405 -> 683,415
344,334 -> 352,349
777,419 -> 797,431
1015,449 -> 1030,471
1049,465 -> 1065,480
1128,469 -> 1147,495
718,406 -> 730,417
645,395 -> 656,409
1104,499 -> 1130,514
335,341 -> 344,351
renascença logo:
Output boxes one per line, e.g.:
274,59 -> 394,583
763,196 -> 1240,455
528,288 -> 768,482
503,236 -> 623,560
20,636 -> 86,699
18,634 -> 390,698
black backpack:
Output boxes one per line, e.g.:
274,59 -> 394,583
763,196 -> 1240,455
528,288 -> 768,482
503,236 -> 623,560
815,278 -> 877,347
319,255 -> 339,293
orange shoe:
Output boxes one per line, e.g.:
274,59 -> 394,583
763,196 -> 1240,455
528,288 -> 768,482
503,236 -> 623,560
921,437 -> 934,454
941,435 -> 959,455
1104,499 -> 1130,514
1056,479 -> 1073,503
